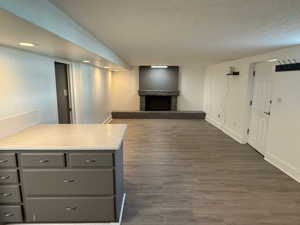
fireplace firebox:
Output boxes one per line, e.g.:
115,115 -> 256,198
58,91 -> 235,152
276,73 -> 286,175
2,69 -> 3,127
145,96 -> 171,111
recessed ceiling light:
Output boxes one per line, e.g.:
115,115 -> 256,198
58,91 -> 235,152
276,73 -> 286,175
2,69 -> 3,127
151,65 -> 168,69
268,58 -> 278,62
19,42 -> 36,47
82,60 -> 90,63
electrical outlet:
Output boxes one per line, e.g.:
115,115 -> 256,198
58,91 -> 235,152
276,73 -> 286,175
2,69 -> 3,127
218,114 -> 221,118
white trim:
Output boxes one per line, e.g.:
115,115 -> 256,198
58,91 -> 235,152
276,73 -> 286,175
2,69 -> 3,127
68,63 -> 77,124
206,116 -> 247,144
103,115 -> 112,124
265,154 -> 300,183
10,193 -> 126,225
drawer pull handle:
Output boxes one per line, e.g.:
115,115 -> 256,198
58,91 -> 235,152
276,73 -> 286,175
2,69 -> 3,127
0,193 -> 12,197
4,213 -> 14,217
0,160 -> 8,164
0,176 -> 10,180
63,179 -> 75,183
39,160 -> 49,163
65,206 -> 77,211
85,159 -> 96,163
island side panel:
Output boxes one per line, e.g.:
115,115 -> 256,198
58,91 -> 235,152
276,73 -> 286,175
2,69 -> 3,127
114,142 -> 124,221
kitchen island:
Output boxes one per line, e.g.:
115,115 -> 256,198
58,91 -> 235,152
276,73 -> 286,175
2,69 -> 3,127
0,124 -> 127,224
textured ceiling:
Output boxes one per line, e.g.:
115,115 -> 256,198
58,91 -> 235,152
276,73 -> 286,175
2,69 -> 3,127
51,0 -> 300,66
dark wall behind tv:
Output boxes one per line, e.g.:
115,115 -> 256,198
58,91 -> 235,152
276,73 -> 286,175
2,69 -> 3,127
139,66 -> 179,91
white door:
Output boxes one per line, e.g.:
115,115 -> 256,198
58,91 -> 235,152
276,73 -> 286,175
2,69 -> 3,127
248,62 -> 273,155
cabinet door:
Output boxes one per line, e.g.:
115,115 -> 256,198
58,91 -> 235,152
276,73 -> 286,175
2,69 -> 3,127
0,205 -> 23,223
20,153 -> 65,168
0,170 -> 18,184
0,153 -> 16,168
0,185 -> 21,203
22,169 -> 114,196
69,153 -> 113,168
25,197 -> 115,222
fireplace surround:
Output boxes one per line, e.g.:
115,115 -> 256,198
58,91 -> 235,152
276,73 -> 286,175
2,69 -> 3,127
139,90 -> 179,111
139,66 -> 179,111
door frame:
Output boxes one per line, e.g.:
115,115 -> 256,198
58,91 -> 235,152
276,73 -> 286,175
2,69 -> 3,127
54,59 -> 76,124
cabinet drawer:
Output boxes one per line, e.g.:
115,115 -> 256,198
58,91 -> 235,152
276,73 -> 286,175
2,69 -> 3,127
69,153 -> 113,168
0,185 -> 21,203
23,169 -> 114,196
25,197 -> 115,222
0,170 -> 18,184
20,153 -> 65,168
0,153 -> 16,168
0,205 -> 23,223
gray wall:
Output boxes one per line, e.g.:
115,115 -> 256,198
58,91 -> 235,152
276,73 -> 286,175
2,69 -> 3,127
139,66 -> 179,91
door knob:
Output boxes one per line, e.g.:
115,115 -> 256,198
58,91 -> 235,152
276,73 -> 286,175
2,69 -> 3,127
264,112 -> 271,116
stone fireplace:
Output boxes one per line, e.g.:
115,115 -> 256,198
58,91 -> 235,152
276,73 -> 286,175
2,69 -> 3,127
138,66 -> 179,111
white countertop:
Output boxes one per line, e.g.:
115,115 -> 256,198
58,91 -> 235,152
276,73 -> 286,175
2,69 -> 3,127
0,124 -> 127,150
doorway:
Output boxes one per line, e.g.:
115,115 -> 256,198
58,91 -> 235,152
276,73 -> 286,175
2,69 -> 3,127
54,62 -> 71,124
248,62 -> 273,155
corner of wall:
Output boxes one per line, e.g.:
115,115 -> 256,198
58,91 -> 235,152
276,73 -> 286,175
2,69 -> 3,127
103,114 -> 112,124
206,115 -> 247,144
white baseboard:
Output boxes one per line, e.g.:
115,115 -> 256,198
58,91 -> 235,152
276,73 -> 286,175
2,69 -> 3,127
265,154 -> 300,183
103,115 -> 112,124
206,116 -> 246,144
0,111 -> 39,139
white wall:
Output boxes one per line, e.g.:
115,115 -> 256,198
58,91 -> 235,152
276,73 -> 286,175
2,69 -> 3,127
203,45 -> 300,182
204,61 -> 251,142
72,63 -> 112,123
111,67 -> 139,111
0,46 -> 58,123
178,64 -> 205,111
111,65 -> 206,111
265,70 -> 300,182
0,46 -> 113,135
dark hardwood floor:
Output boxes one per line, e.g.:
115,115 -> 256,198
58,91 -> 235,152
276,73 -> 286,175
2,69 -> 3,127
112,119 -> 300,225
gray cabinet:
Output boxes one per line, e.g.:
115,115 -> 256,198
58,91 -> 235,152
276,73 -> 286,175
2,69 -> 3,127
0,170 -> 18,184
23,169 -> 114,196
0,153 -> 16,168
25,197 -> 115,222
0,145 -> 124,224
20,153 -> 65,168
0,185 -> 21,203
0,206 -> 23,223
69,153 -> 113,168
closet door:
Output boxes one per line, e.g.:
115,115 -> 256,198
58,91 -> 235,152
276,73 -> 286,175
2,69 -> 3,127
248,62 -> 273,155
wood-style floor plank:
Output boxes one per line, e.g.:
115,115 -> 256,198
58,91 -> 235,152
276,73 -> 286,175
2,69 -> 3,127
112,119 -> 300,225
